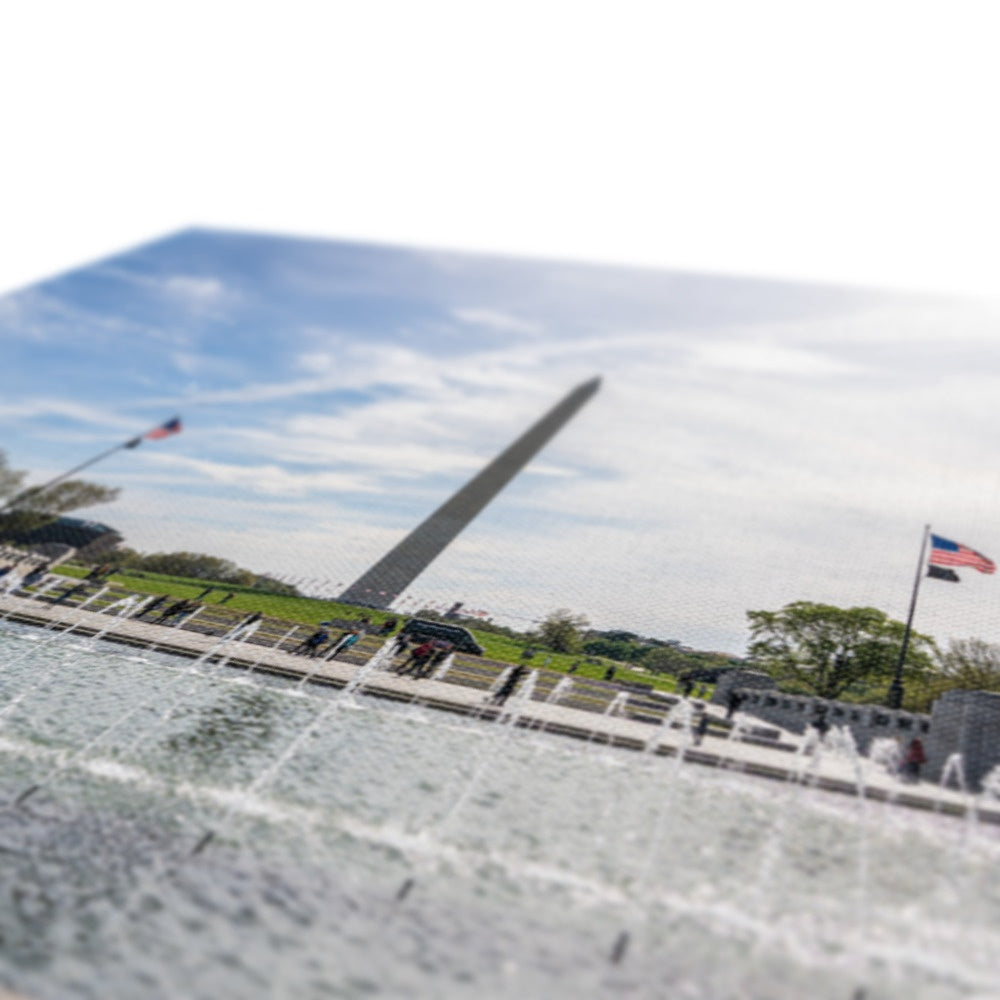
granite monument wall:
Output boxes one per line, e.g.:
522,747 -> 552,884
712,669 -> 931,757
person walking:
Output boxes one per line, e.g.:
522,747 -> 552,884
134,594 -> 169,619
293,627 -> 330,657
51,581 -> 90,606
154,598 -> 196,625
489,663 -> 529,706
327,629 -> 361,659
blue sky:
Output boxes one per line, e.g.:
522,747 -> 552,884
3,228 -> 1000,654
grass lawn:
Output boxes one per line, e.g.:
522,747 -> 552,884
52,563 -> 695,695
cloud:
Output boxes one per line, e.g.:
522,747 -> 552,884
0,397 -> 137,432
94,265 -> 235,318
11,232 -> 1000,656
689,340 -> 861,376
451,307 -> 543,335
162,275 -> 226,304
141,452 -> 380,497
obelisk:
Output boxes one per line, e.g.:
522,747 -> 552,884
339,377 -> 601,608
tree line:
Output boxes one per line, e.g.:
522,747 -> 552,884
481,601 -> 1000,713
0,449 -> 119,536
0,450 -> 299,597
746,600 -> 1000,712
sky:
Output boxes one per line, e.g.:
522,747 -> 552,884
3,227 -> 1000,656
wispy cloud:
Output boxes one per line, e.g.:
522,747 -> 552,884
451,307 -> 543,335
7,230 -> 1000,655
0,397 -> 139,432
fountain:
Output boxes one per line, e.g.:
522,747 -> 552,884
431,650 -> 455,681
1,611 -> 1000,1000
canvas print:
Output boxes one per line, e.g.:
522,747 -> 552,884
1,228 -> 999,1000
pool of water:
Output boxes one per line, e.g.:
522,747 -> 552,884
0,619 -> 998,1000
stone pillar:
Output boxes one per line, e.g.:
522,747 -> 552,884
926,689 -> 1000,790
339,377 -> 601,609
710,669 -> 778,705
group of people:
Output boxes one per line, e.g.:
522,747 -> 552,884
291,625 -> 364,660
0,558 -> 51,591
389,635 -> 453,678
135,595 -> 203,625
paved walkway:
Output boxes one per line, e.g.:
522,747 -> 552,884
2,591 -> 997,825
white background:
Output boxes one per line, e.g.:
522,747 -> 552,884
2,1 -> 999,299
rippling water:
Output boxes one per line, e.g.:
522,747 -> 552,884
0,619 -> 998,1000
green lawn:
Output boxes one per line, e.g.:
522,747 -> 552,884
51,563 -> 696,694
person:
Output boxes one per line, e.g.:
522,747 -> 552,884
225,610 -> 262,638
693,710 -> 710,746
418,642 -> 452,678
391,631 -> 410,655
903,736 -> 927,782
154,598 -> 196,625
22,563 -> 51,587
489,663 -> 528,706
810,711 -> 830,737
679,675 -> 695,698
327,629 -> 361,659
134,594 -> 169,619
293,627 -> 329,657
395,640 -> 435,676
725,690 -> 744,720
51,581 -> 90,606
604,665 -> 617,682
379,618 -> 397,635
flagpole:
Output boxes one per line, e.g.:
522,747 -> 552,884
888,523 -> 930,709
0,417 -> 179,515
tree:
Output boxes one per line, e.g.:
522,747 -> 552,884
934,638 -> 1000,694
582,638 -> 640,662
747,601 -> 936,702
0,453 -> 26,501
534,609 -> 590,654
0,450 -> 120,535
135,551 -> 257,585
642,645 -> 695,675
251,575 -> 302,597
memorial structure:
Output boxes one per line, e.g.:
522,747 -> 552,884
339,377 -> 601,609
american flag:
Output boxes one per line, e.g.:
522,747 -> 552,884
929,534 -> 995,574
125,416 -> 183,449
145,416 -> 182,440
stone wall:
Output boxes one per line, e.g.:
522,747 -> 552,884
711,669 -> 931,756
926,689 -> 1000,790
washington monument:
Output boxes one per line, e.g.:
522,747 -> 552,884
339,377 -> 601,609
